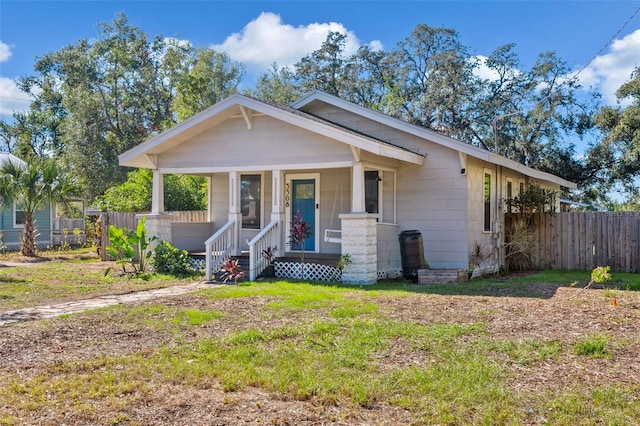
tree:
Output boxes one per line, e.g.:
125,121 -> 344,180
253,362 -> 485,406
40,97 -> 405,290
588,67 -> 640,200
15,13 -> 244,201
0,157 -> 80,256
249,63 -> 302,105
99,168 -> 206,212
294,31 -> 354,97
173,47 -> 245,121
387,24 -> 479,135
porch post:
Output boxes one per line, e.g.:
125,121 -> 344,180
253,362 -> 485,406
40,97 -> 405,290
271,169 -> 285,257
340,213 -> 377,285
229,171 -> 242,255
351,162 -> 366,213
151,170 -> 164,214
142,170 -> 172,247
339,161 -> 377,285
206,176 -> 214,222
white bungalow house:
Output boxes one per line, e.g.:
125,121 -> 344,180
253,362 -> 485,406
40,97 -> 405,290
118,91 -> 576,284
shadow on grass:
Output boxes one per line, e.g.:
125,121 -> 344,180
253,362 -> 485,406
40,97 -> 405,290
339,269 -> 640,300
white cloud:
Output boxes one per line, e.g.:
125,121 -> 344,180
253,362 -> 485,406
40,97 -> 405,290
0,77 -> 31,116
212,12 -> 382,75
576,29 -> 640,106
474,55 -> 500,81
0,40 -> 11,63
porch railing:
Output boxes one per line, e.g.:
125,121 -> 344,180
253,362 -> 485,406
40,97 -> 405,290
248,220 -> 279,281
205,220 -> 236,281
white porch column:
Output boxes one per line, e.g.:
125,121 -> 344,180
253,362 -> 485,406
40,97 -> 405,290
151,170 -> 164,214
144,170 -> 171,248
271,169 -> 285,257
340,213 -> 378,285
229,171 -> 242,255
351,162 -> 366,213
206,176 -> 214,222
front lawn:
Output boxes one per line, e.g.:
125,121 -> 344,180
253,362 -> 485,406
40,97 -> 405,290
1,268 -> 639,424
0,251 -> 201,309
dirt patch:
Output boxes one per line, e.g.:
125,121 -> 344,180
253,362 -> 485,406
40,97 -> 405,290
1,283 -> 639,424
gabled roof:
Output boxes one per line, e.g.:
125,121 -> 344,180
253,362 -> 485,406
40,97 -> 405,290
119,94 -> 425,169
292,90 -> 577,189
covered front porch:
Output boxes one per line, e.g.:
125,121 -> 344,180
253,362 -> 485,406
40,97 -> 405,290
144,164 -> 403,284
118,94 -> 426,284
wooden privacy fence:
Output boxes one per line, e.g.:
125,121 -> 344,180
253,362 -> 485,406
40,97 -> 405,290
99,211 -> 208,260
505,212 -> 640,273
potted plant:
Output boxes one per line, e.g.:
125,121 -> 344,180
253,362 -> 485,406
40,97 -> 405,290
260,245 -> 277,278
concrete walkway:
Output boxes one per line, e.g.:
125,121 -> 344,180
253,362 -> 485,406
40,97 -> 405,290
0,281 -> 216,326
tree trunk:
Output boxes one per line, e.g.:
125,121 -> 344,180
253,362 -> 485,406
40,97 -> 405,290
21,211 -> 37,256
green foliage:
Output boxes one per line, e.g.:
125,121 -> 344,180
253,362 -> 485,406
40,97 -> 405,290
152,240 -> 199,276
172,47 -> 244,121
100,168 -> 152,212
105,216 -> 156,275
591,266 -> 612,285
247,63 -> 302,105
337,253 -> 352,270
588,66 -> 640,200
9,13 -> 242,201
99,168 -> 207,212
574,334 -> 610,358
506,182 -> 558,215
585,265 -> 613,289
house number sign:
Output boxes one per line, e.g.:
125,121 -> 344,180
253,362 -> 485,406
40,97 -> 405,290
285,183 -> 290,207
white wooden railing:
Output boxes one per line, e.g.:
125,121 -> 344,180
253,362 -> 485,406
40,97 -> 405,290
248,220 -> 279,280
205,220 -> 236,281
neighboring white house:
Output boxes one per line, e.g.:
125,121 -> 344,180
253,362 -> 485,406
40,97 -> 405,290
119,91 -> 576,284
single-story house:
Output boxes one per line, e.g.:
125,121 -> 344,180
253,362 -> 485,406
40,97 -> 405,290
119,91 -> 576,284
0,152 -> 54,251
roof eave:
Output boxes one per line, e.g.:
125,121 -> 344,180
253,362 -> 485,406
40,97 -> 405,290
293,91 -> 576,188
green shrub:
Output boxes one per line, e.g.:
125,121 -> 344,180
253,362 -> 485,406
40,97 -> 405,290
152,241 -> 198,276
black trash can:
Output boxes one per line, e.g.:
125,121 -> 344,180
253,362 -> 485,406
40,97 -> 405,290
399,230 -> 425,282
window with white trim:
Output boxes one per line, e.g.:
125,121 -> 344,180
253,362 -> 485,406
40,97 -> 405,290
365,170 -> 379,215
13,204 -> 26,228
241,174 -> 261,229
483,171 -> 492,232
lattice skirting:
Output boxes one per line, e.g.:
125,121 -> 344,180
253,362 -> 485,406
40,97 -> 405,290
189,258 -> 206,272
377,268 -> 403,281
275,261 -> 342,282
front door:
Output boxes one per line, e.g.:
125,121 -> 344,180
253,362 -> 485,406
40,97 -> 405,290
288,174 -> 319,252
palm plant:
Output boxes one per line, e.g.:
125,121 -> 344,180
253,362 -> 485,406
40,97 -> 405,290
0,156 -> 80,256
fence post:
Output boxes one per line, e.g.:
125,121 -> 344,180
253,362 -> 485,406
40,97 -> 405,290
100,212 -> 109,261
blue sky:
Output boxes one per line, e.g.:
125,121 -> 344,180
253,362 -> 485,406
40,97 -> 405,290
1,0 -> 639,119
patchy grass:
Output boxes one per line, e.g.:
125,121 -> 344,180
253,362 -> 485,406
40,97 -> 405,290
1,267 -> 639,424
0,257 -> 201,309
